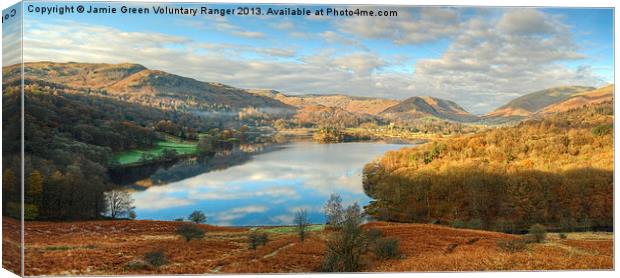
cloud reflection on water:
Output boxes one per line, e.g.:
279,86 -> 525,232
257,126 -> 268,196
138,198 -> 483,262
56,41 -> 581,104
132,142 -> 406,225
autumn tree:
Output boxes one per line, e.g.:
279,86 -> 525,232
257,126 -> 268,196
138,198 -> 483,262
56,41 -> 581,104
2,169 -> 17,206
362,102 -> 613,232
26,170 -> 44,205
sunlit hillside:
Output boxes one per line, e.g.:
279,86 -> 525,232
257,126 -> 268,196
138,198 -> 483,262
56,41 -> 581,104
363,101 -> 613,231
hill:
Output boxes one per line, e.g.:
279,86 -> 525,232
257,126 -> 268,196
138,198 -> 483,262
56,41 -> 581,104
293,105 -> 377,128
380,96 -> 479,123
484,86 -> 595,121
249,90 -> 479,123
363,101 -> 613,231
6,217 -> 611,275
5,62 -> 294,112
247,89 -> 398,115
540,85 -> 614,114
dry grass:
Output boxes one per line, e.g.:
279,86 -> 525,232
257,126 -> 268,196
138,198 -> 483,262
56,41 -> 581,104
2,218 -> 21,274
2,217 -> 612,275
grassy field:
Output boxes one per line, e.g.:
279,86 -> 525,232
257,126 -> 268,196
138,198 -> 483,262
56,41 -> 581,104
114,140 -> 198,165
5,218 -> 611,276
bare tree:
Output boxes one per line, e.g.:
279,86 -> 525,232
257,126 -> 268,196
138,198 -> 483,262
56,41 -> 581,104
324,193 -> 344,227
295,209 -> 310,242
104,190 -> 134,219
322,202 -> 366,272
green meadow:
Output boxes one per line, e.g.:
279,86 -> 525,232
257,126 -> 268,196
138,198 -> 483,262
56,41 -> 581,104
114,140 -> 198,165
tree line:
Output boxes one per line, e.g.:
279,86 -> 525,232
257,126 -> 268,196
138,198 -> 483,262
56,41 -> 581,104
363,102 -> 613,232
2,81 -> 225,220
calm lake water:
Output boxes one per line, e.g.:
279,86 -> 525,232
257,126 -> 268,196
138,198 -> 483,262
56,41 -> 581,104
130,141 -> 408,226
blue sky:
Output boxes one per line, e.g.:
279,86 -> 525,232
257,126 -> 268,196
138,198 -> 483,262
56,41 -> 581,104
7,2 -> 615,114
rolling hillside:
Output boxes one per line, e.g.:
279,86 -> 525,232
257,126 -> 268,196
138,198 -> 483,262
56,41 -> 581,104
485,86 -> 595,121
5,62 -> 611,126
540,85 -> 614,114
5,62 -> 294,112
248,89 -> 399,115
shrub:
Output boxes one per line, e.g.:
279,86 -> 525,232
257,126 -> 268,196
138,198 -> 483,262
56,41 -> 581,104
591,124 -> 613,136
366,228 -> 383,244
497,238 -> 528,253
466,218 -> 483,230
528,224 -> 547,243
559,233 -> 568,239
23,204 -> 39,220
466,237 -> 480,245
445,243 -> 458,254
173,218 -> 184,222
144,250 -> 167,267
322,203 -> 366,272
451,219 -> 466,229
175,223 -> 205,242
188,210 -> 207,224
5,202 -> 21,220
257,232 -> 269,246
373,237 -> 400,259
160,148 -> 178,160
128,210 -> 137,220
248,231 -> 269,250
125,260 -> 147,270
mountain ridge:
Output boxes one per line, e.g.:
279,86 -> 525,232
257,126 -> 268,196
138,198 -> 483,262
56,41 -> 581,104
6,62 -> 611,125
6,62 -> 295,112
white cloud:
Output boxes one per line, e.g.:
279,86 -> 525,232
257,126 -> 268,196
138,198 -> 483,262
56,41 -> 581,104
272,20 -> 295,30
217,206 -> 268,221
2,8 -> 22,66
498,9 -> 557,35
211,17 -> 266,39
20,7 -> 609,115
269,214 -> 294,224
407,10 -> 603,114
198,42 -> 296,57
337,7 -> 461,45
133,194 -> 194,210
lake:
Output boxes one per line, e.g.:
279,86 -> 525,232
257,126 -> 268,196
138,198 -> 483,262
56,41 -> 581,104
129,141 -> 409,226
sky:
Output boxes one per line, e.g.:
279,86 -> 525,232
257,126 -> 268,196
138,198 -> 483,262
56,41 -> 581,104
4,2 -> 615,114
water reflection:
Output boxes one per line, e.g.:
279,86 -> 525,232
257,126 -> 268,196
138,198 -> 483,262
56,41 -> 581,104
130,141 -> 408,226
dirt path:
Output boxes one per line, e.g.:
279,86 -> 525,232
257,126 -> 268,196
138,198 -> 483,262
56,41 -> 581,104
263,242 -> 296,259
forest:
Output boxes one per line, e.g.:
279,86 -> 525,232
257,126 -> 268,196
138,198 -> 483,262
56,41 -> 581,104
1,80 -> 231,220
363,102 -> 613,232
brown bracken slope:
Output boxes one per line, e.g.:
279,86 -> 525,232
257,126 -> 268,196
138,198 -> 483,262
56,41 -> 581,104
4,218 -> 611,275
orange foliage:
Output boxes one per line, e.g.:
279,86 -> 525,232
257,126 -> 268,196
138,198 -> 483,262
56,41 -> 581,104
5,218 -> 611,275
